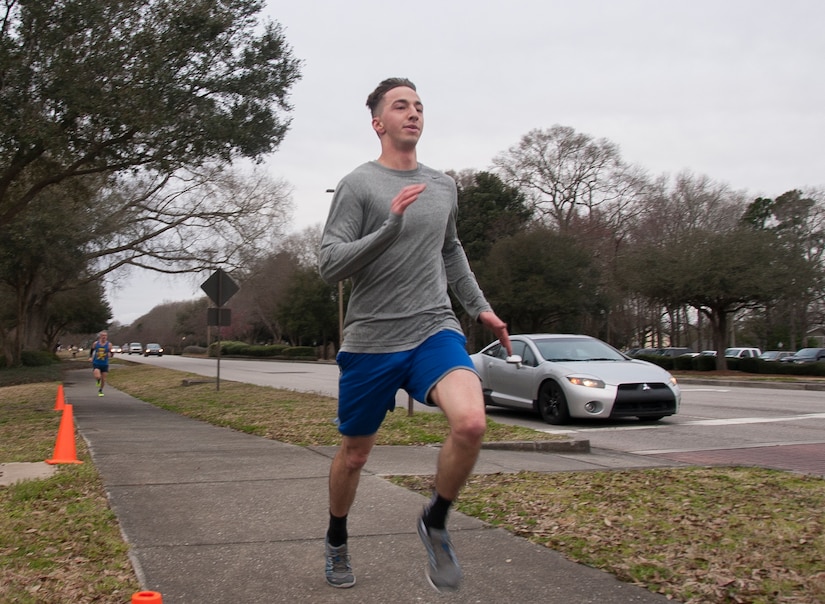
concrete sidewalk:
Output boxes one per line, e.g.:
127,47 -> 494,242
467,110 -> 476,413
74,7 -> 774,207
64,369 -> 678,603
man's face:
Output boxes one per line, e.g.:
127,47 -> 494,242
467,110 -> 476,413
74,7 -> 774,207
372,86 -> 423,148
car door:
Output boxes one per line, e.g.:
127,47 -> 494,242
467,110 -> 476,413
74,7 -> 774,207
484,339 -> 536,409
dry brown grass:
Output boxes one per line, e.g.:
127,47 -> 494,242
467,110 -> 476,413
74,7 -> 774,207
394,469 -> 825,603
0,382 -> 139,603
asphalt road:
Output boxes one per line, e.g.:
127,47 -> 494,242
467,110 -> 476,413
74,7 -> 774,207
119,354 -> 825,460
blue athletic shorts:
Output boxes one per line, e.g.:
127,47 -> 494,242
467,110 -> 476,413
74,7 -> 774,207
335,330 -> 477,437
92,362 -> 109,373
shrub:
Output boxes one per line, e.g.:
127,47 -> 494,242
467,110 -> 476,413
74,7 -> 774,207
738,357 -> 760,373
183,345 -> 208,355
208,341 -> 245,356
282,346 -> 316,359
672,355 -> 695,371
222,341 -> 248,355
207,341 -> 304,359
21,350 -> 58,367
245,345 -> 289,357
693,356 -> 717,371
768,361 -> 825,377
725,357 -> 825,377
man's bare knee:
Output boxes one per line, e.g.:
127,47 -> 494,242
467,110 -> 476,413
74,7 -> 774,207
341,450 -> 369,472
337,436 -> 375,472
451,412 -> 486,446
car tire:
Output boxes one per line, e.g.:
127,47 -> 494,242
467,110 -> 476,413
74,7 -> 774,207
536,381 -> 570,425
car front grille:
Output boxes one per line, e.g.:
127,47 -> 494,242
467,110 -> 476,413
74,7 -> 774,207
611,382 -> 677,418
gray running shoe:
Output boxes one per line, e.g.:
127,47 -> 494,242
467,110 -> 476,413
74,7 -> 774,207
325,538 -> 355,588
417,516 -> 463,592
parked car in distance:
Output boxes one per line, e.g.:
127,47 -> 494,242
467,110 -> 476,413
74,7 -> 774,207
144,343 -> 164,357
654,347 -> 694,357
779,347 -> 825,364
128,342 -> 143,355
699,350 -> 717,357
725,347 -> 762,359
759,350 -> 795,362
626,348 -> 657,357
471,334 -> 680,425
110,345 -> 122,354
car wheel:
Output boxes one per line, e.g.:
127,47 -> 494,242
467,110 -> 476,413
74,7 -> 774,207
536,381 -> 570,425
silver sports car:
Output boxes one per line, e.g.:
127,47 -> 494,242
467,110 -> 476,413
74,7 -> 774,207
471,334 -> 681,424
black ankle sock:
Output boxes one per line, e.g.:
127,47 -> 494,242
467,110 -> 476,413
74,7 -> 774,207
422,492 -> 453,530
327,512 -> 348,547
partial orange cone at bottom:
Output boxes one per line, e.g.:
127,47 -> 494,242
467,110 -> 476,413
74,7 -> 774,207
54,383 -> 65,411
132,592 -> 163,604
45,404 -> 83,465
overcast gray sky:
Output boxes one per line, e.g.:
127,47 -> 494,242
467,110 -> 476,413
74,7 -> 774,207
108,0 -> 825,325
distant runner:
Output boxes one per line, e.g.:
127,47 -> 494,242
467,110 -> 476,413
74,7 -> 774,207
89,331 -> 113,396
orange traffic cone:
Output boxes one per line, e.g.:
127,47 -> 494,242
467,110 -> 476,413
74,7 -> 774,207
132,592 -> 162,604
45,404 -> 83,465
54,384 -> 65,411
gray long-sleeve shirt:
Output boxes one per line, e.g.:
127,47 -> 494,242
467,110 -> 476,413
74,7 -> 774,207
319,161 -> 492,353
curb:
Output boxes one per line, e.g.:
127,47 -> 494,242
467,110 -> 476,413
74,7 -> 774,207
679,378 -> 825,391
482,439 -> 591,453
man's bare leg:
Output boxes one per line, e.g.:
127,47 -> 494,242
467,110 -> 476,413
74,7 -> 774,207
329,434 -> 376,518
325,433 -> 376,588
430,368 -> 487,499
417,368 -> 486,592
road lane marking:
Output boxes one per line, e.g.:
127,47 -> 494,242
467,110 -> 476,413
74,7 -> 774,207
633,439 -> 825,455
684,413 -> 825,426
564,413 -> 825,433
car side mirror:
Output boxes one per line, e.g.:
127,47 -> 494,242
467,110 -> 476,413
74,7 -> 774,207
506,355 -> 523,367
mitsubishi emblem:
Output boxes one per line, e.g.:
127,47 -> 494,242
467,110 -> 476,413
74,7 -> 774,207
642,383 -> 651,391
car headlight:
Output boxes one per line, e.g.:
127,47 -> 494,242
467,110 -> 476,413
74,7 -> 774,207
669,375 -> 678,387
567,376 -> 605,389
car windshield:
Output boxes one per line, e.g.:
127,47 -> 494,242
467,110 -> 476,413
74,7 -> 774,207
795,348 -> 818,358
534,338 -> 626,362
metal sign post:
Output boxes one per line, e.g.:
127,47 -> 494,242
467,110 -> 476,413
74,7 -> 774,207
201,269 -> 239,391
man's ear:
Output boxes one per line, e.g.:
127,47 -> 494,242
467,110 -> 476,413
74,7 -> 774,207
371,116 -> 385,135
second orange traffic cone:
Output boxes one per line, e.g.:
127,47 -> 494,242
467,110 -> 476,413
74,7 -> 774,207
45,404 -> 83,465
54,384 -> 65,411
132,591 -> 163,603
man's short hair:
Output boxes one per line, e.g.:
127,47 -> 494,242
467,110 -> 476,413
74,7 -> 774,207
366,77 -> 417,116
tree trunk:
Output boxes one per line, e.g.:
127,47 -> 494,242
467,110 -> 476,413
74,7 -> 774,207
709,308 -> 728,370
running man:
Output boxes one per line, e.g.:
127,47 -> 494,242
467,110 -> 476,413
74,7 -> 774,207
318,77 -> 512,592
89,331 -> 113,396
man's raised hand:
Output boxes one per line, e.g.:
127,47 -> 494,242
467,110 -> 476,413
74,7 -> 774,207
390,183 -> 427,216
